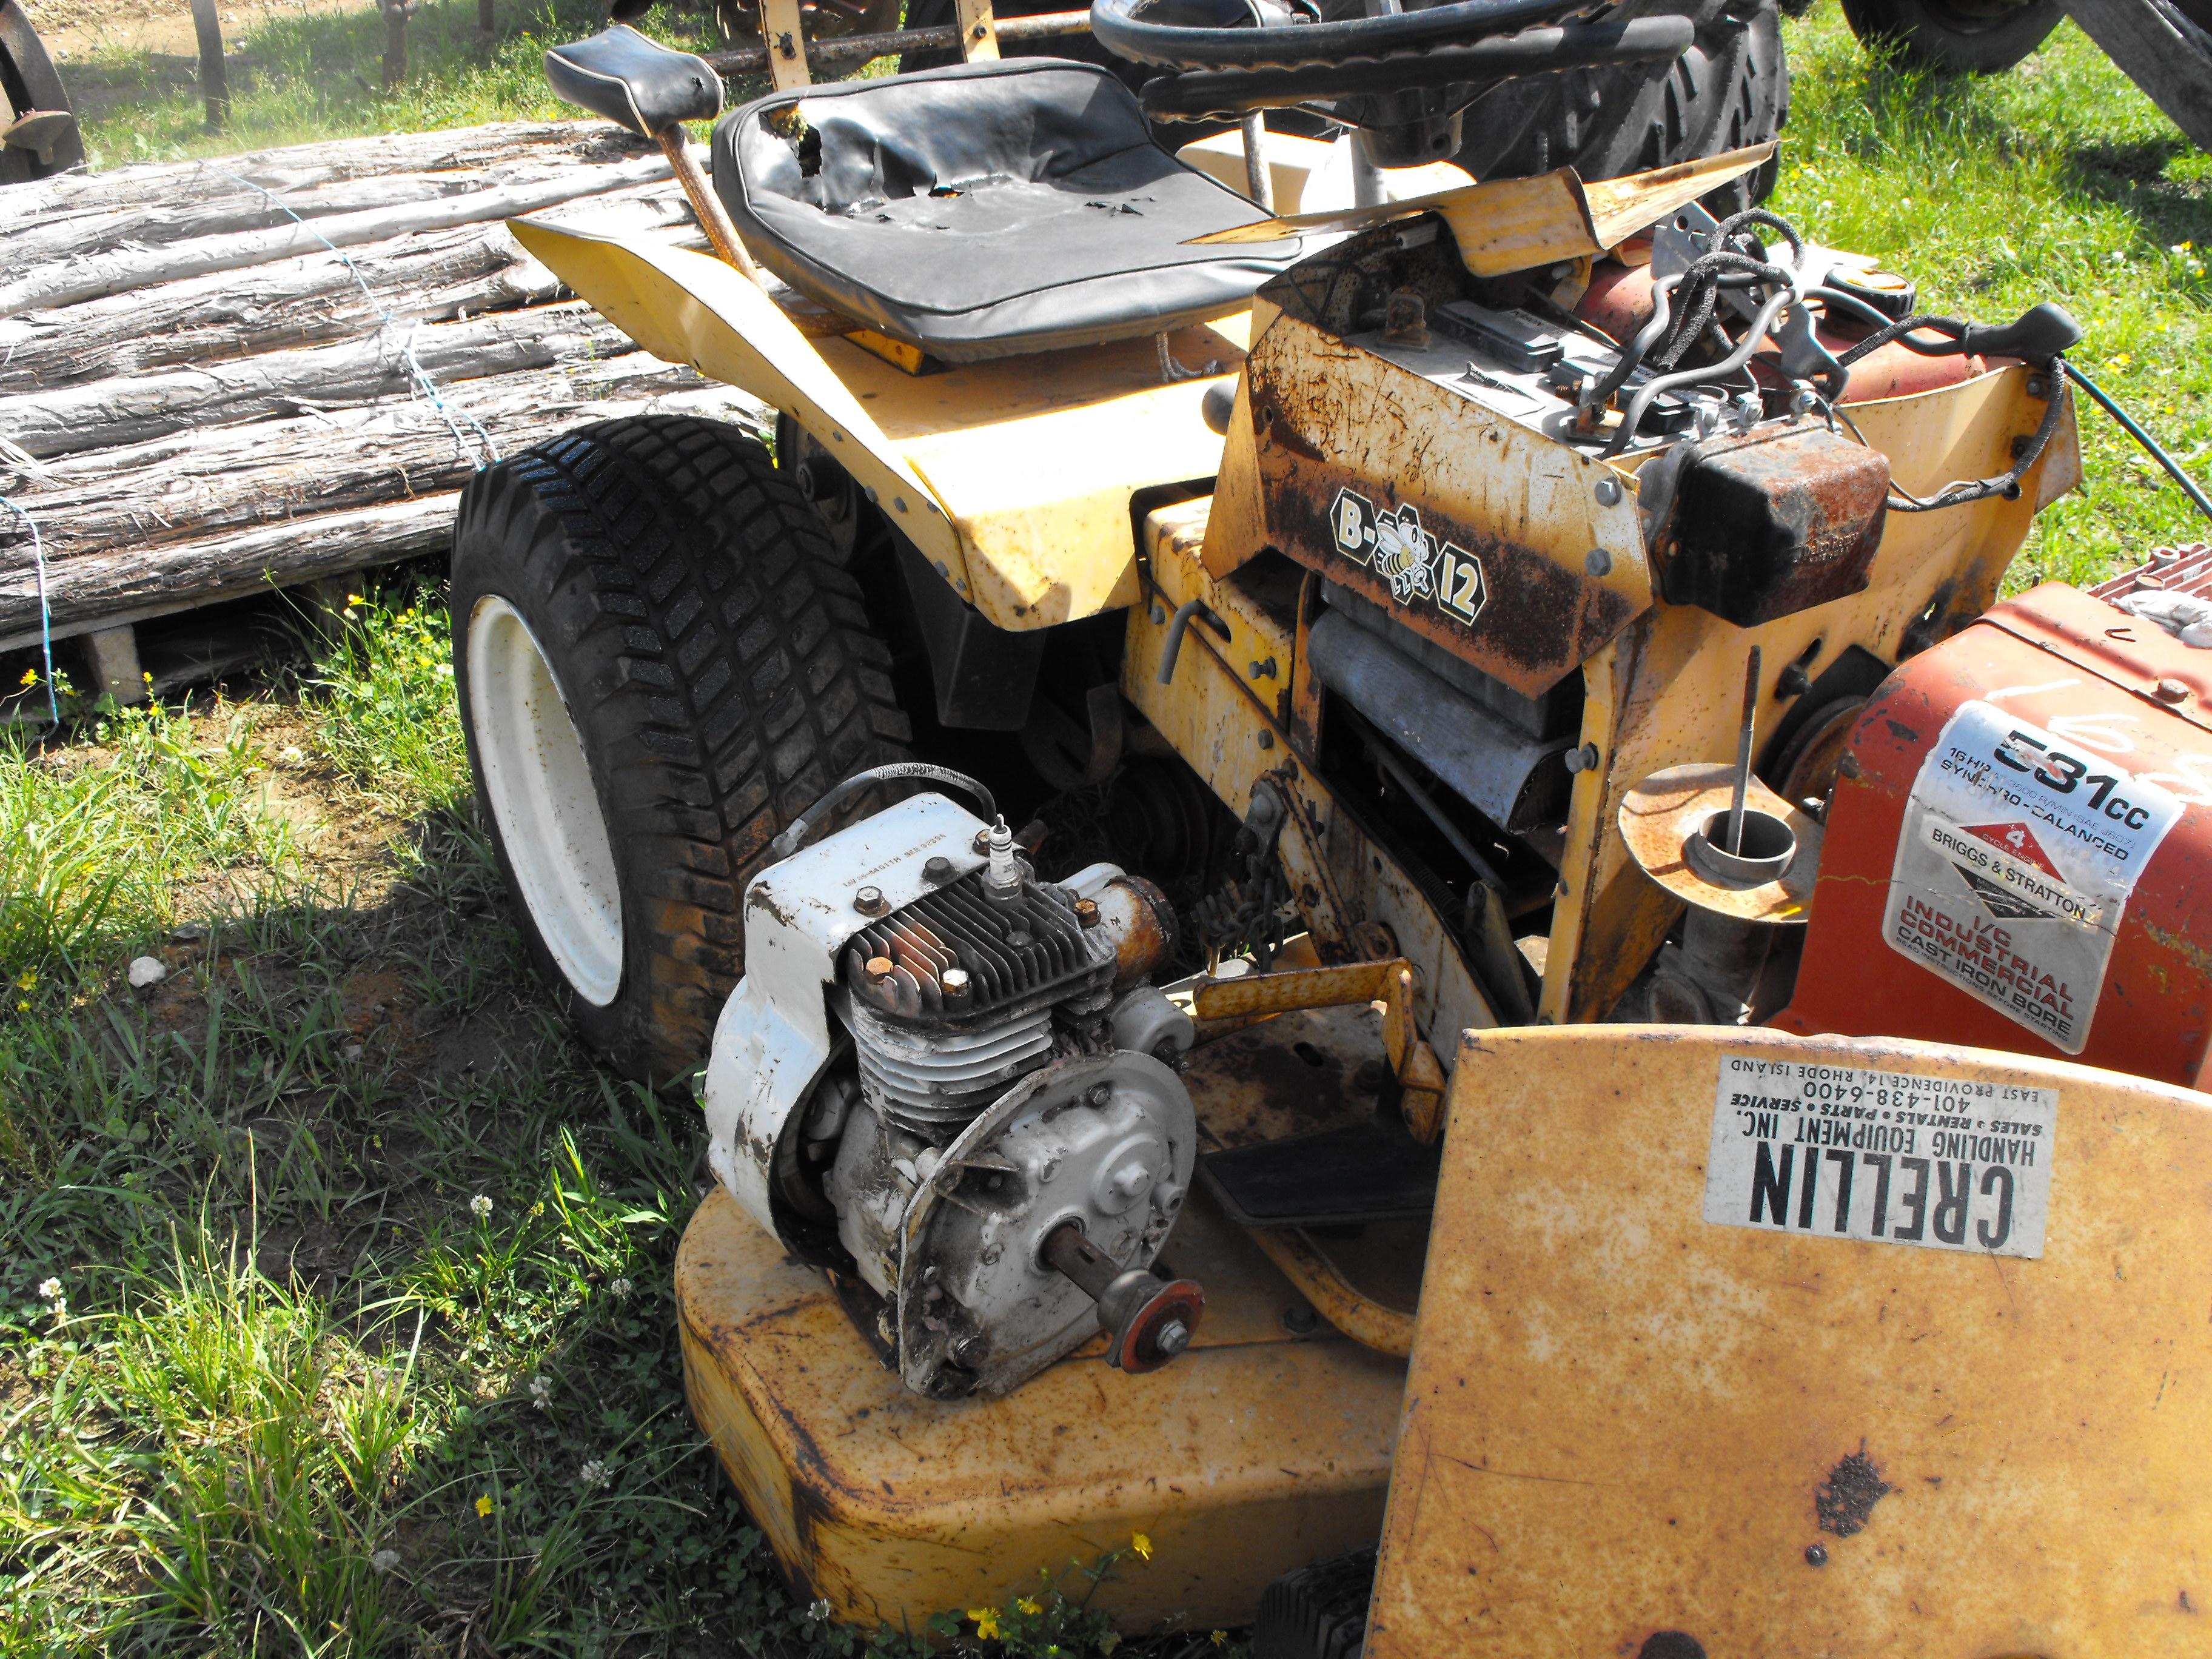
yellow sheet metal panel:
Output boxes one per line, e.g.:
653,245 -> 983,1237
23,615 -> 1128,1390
678,1184 -> 1404,1632
505,219 -> 968,578
853,316 -> 1248,629
1543,366 -> 2079,1023
1371,1024 -> 2212,1658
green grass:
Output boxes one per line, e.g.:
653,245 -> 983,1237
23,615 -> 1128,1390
67,1 -> 774,167
1765,12 -> 2210,586
4,4 -> 2208,1651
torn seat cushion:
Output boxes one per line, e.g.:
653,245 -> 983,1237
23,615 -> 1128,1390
711,58 -> 1302,362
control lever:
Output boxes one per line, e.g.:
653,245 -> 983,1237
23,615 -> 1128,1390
1958,301 -> 2083,366
1042,1221 -> 1204,1373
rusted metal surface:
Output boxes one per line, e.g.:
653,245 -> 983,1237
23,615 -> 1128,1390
1182,1002 -> 1390,1149
2001,568 -> 2212,737
1125,503 -> 1501,1050
1648,421 -> 1891,626
1095,873 -> 1178,984
1244,307 -> 1649,699
1618,762 -> 1824,923
1778,586 -> 2212,1085
1370,1024 -> 2212,1659
1191,957 -> 1447,1141
1543,364 -> 2076,1025
677,1179 -> 1404,1630
1246,1227 -> 1415,1358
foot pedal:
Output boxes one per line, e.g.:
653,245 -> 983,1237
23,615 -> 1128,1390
1199,1120 -> 1438,1228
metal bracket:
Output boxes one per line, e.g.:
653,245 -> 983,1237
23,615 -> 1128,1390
954,0 -> 1000,59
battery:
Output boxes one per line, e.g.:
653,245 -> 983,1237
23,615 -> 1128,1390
1778,579 -> 2212,1088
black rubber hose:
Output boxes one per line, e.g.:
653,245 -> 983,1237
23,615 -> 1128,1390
1140,13 -> 1691,118
1091,0 -> 1609,72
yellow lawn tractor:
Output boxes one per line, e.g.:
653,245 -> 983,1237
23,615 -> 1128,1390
447,3 -> 2212,1651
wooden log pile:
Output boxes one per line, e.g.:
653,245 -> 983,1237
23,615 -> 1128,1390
0,121 -> 771,677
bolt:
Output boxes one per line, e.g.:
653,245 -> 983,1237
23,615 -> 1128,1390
2026,375 -> 2049,400
1248,657 -> 1278,680
923,854 -> 954,882
865,954 -> 894,984
942,967 -> 972,1005
854,885 -> 887,916
1353,1059 -> 1388,1093
973,829 -> 991,853
1585,547 -> 1613,578
1258,731 -> 1275,750
1805,1543 -> 1829,1567
1075,898 -> 1101,928
2156,677 -> 2190,704
1086,1082 -> 1113,1107
953,1333 -> 990,1366
1282,1302 -> 1319,1335
1564,742 -> 1600,774
1593,476 -> 1623,508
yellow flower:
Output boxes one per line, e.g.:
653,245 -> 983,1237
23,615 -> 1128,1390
18,668 -> 35,688
16,1001 -> 28,1013
15,970 -> 35,991
968,1608 -> 1000,1640
1131,1532 -> 1153,1562
474,1495 -> 494,1517
1016,1597 -> 1041,1615
1211,1633 -> 1227,1647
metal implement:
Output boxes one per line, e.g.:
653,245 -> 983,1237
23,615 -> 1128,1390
1372,1024 -> 2212,1659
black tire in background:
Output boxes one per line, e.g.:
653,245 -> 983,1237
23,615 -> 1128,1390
1837,0 -> 2061,73
1451,0 -> 1789,215
451,415 -> 911,1087
0,1 -> 86,186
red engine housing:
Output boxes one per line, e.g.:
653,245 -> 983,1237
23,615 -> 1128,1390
1780,579 -> 2212,1088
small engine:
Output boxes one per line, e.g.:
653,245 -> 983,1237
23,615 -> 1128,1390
702,782 -> 1203,1399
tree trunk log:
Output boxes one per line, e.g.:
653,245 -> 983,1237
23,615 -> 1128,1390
0,301 -> 649,458
4,144 -> 661,270
0,153 -> 672,318
0,360 -> 768,560
0,186 -> 699,395
0,384 -> 774,645
1,121 -> 637,232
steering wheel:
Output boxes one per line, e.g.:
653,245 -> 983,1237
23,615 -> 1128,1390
1090,0 -> 1694,166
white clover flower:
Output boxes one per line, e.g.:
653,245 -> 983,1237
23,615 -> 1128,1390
609,1277 -> 632,1299
807,1600 -> 834,1623
370,1547 -> 401,1574
578,1458 -> 611,1489
528,1374 -> 551,1410
36,1278 -> 59,1300
469,1194 -> 493,1220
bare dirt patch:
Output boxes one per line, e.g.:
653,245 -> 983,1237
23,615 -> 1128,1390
23,0 -> 381,62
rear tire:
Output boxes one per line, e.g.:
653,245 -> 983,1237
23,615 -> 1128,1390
1451,0 -> 1790,215
1837,0 -> 2061,73
451,415 -> 911,1087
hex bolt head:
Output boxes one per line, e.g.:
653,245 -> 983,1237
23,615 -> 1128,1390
854,885 -> 888,916
1282,1302 -> 1319,1335
1593,475 -> 1623,508
1086,1082 -> 1113,1108
1154,1319 -> 1191,1357
1074,898 -> 1101,928
865,954 -> 894,984
2156,677 -> 2190,704
953,1333 -> 990,1366
1585,547 -> 1613,578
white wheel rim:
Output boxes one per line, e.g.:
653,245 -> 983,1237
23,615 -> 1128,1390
467,594 -> 625,1007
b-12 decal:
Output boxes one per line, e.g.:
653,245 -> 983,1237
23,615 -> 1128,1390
1329,486 -> 1487,625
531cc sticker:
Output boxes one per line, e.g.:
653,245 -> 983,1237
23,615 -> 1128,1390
1883,700 -> 2184,1054
1329,487 -> 1486,623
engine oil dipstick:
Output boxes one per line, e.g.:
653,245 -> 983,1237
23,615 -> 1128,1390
1728,646 -> 1761,855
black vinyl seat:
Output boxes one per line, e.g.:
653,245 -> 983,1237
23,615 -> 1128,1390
710,59 -> 1304,363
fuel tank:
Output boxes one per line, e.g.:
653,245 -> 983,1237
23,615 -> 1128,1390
1780,562 -> 2212,1087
